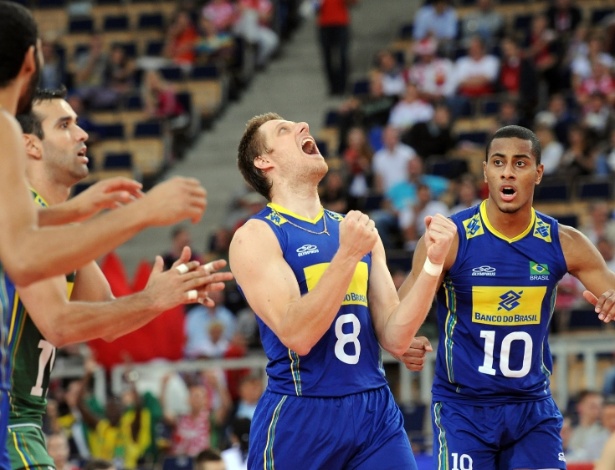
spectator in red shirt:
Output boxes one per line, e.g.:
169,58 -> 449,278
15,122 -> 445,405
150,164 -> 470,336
576,57 -> 615,108
317,0 -> 358,96
163,10 -> 199,67
161,372 -> 231,457
523,13 -> 564,95
497,36 -> 539,119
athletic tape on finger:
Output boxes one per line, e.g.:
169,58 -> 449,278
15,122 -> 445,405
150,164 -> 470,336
187,290 -> 198,300
203,262 -> 214,274
176,263 -> 189,275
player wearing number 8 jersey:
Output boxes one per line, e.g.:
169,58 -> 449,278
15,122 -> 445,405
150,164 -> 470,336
250,204 -> 386,396
230,113 -> 456,469
400,125 -> 615,469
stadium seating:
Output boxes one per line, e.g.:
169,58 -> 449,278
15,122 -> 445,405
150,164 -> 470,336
575,177 -> 612,201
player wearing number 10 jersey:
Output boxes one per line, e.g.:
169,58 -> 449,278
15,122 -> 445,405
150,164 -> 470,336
400,125 -> 615,469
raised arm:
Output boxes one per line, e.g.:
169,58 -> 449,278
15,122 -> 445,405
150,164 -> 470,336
0,120 -> 206,286
229,211 -> 377,356
17,251 -> 232,346
369,214 -> 456,356
560,224 -> 615,322
38,177 -> 144,226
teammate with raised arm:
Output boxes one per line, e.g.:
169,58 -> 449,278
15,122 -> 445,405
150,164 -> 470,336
5,89 -> 233,469
399,125 -> 615,469
229,113 -> 455,469
0,1 -> 207,287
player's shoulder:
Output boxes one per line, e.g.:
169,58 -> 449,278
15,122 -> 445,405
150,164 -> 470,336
558,223 -> 583,244
558,223 -> 593,257
230,218 -> 278,253
0,110 -> 23,135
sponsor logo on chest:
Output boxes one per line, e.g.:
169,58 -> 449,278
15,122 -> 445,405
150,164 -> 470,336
297,244 -> 319,257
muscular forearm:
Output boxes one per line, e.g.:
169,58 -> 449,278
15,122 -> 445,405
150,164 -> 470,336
38,199 -> 90,226
280,253 -> 360,355
5,202 -> 150,286
380,270 -> 439,356
42,290 -> 164,347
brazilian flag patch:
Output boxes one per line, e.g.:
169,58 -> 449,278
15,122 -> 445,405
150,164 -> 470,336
529,261 -> 550,275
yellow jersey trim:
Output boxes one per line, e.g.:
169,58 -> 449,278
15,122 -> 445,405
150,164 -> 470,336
480,200 -> 536,243
268,203 -> 324,224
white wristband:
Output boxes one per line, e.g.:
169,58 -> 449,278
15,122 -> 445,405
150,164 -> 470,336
423,258 -> 443,277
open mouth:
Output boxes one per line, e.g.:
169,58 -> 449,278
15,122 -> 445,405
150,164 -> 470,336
301,138 -> 320,156
77,147 -> 88,161
501,186 -> 516,200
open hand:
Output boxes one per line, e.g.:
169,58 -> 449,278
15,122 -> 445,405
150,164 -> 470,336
70,177 -> 143,220
583,289 -> 615,323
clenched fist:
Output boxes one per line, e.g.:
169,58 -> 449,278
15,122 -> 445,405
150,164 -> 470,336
339,210 -> 378,261
423,214 -> 456,266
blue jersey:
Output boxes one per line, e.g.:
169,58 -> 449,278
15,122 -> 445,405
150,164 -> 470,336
432,201 -> 568,404
0,266 -> 8,394
246,203 -> 388,397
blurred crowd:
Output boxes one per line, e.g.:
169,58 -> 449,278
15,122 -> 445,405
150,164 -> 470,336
32,0 -> 615,467
38,0 -> 300,174
319,0 -> 615,259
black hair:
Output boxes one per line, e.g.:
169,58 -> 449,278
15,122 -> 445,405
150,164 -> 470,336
485,125 -> 542,165
0,1 -> 38,87
16,87 -> 67,139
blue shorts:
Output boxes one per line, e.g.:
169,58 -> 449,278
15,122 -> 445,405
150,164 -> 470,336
432,397 -> 566,470
248,386 -> 417,470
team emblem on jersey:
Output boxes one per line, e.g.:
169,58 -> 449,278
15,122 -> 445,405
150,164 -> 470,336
533,216 -> 552,242
266,211 -> 286,226
327,211 -> 343,222
463,213 -> 484,239
529,261 -> 550,280
472,286 -> 546,325
498,290 -> 522,311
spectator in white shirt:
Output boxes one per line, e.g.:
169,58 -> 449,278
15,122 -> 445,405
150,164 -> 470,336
409,37 -> 456,101
448,35 -> 499,117
413,0 -> 458,54
387,82 -> 434,132
371,125 -> 416,194
453,35 -> 500,98
374,49 -> 407,98
535,123 -> 564,176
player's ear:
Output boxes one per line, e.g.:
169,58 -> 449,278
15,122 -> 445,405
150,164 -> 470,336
254,155 -> 272,170
23,134 -> 42,160
482,161 -> 487,183
20,45 -> 37,79
535,163 -> 544,185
